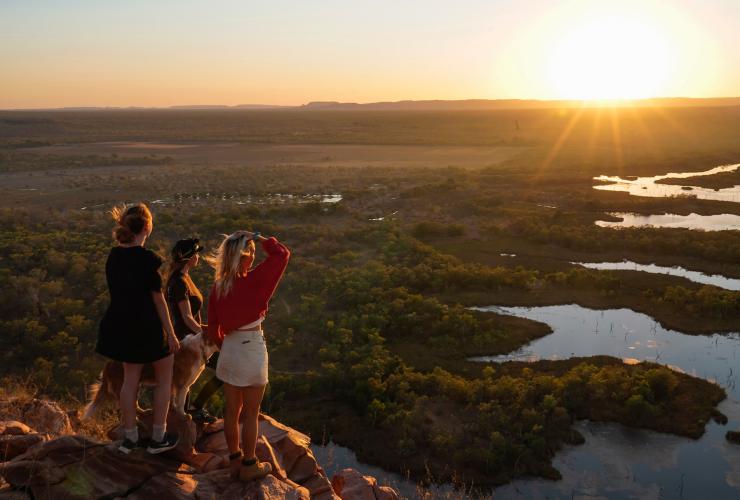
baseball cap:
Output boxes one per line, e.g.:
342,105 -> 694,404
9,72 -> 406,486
172,238 -> 204,262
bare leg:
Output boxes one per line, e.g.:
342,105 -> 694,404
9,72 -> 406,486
120,363 -> 144,430
240,384 -> 266,460
223,383 -> 245,454
152,354 -> 174,427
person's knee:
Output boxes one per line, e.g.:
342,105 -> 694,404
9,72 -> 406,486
241,403 -> 260,419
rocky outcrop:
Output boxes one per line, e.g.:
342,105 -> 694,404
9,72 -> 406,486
0,398 -> 71,437
331,469 -> 400,500
0,421 -> 45,462
0,399 -> 400,500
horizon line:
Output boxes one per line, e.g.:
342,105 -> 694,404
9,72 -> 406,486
2,95 -> 740,112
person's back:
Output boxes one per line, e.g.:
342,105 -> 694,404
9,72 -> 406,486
95,203 -> 180,455
98,245 -> 166,363
205,230 -> 290,481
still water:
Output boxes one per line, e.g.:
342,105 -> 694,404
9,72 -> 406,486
596,212 -> 740,231
314,304 -> 740,499
470,304 -> 740,500
573,260 -> 740,291
594,163 -> 740,202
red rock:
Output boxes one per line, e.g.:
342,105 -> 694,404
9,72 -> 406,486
302,473 -> 340,499
0,422 -> 33,437
0,434 -> 45,461
20,400 -> 71,437
192,470 -> 309,500
332,468 -> 400,500
256,435 -> 288,480
2,436 -> 181,498
123,471 -> 198,500
185,450 -> 227,472
1,407 -> 398,500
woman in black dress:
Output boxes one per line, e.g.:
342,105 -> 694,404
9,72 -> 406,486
166,238 -> 221,423
96,203 -> 180,454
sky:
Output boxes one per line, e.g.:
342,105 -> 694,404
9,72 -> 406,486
1,0 -> 739,108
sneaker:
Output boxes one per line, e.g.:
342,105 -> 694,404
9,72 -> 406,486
188,407 -> 217,425
239,459 -> 272,482
146,433 -> 179,454
118,438 -> 144,454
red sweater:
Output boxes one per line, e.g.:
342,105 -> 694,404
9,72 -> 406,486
207,237 -> 290,347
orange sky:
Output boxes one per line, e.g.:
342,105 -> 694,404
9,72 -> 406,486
1,0 -> 738,108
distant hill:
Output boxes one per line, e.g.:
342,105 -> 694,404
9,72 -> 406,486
170,104 -> 291,110
5,97 -> 740,112
299,97 -> 740,111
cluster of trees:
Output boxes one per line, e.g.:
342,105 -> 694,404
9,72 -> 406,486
257,225 -> 726,485
503,217 -> 740,264
267,337 -> 722,486
0,199 -> 732,487
654,285 -> 739,318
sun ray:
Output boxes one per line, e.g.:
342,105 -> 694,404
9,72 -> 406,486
537,106 -> 586,175
608,108 -> 624,174
625,105 -> 663,166
584,107 -> 604,169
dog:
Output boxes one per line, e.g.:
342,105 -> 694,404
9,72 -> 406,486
82,332 -> 219,419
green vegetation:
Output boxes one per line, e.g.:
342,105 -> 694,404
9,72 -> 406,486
0,107 -> 737,489
269,357 -> 724,487
656,166 -> 740,189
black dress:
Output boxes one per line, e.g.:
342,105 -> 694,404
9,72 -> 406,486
166,271 -> 203,340
96,246 -> 170,363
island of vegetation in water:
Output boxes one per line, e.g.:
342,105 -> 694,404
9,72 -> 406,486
654,165 -> 740,190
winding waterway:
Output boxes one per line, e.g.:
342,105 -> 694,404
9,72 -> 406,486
573,261 -> 740,291
316,163 -> 740,499
470,304 -> 740,499
596,212 -> 740,231
593,163 -> 740,202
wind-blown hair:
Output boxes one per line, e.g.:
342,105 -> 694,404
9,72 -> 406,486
207,231 -> 256,297
110,203 -> 152,244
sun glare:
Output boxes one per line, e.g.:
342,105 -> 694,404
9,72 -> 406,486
546,12 -> 673,100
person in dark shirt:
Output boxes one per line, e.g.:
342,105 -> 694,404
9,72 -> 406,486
167,238 -> 204,340
96,203 -> 180,454
166,238 -> 222,424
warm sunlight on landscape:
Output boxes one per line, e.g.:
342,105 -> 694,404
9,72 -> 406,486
1,1 -> 739,499
546,12 -> 672,100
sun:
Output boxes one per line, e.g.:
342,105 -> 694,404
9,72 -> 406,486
546,12 -> 673,100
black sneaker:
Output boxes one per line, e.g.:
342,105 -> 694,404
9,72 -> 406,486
188,407 -> 217,425
146,433 -> 179,454
118,438 -> 144,454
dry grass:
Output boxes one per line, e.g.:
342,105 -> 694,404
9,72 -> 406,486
0,375 -> 115,441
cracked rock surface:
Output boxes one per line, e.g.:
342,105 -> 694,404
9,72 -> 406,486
0,399 -> 400,500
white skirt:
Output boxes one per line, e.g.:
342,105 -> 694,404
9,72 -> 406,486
216,329 -> 268,387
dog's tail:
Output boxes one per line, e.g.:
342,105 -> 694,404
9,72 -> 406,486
81,380 -> 105,420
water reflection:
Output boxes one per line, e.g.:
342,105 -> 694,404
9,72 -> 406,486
470,304 -> 740,499
317,305 -> 740,499
80,192 -> 343,210
594,163 -> 740,202
596,212 -> 740,231
573,260 -> 740,291
311,441 -> 455,499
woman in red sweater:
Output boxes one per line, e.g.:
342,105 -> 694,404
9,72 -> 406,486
207,230 -> 290,481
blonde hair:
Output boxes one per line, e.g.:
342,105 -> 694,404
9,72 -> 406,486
207,231 -> 256,297
110,203 -> 152,244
